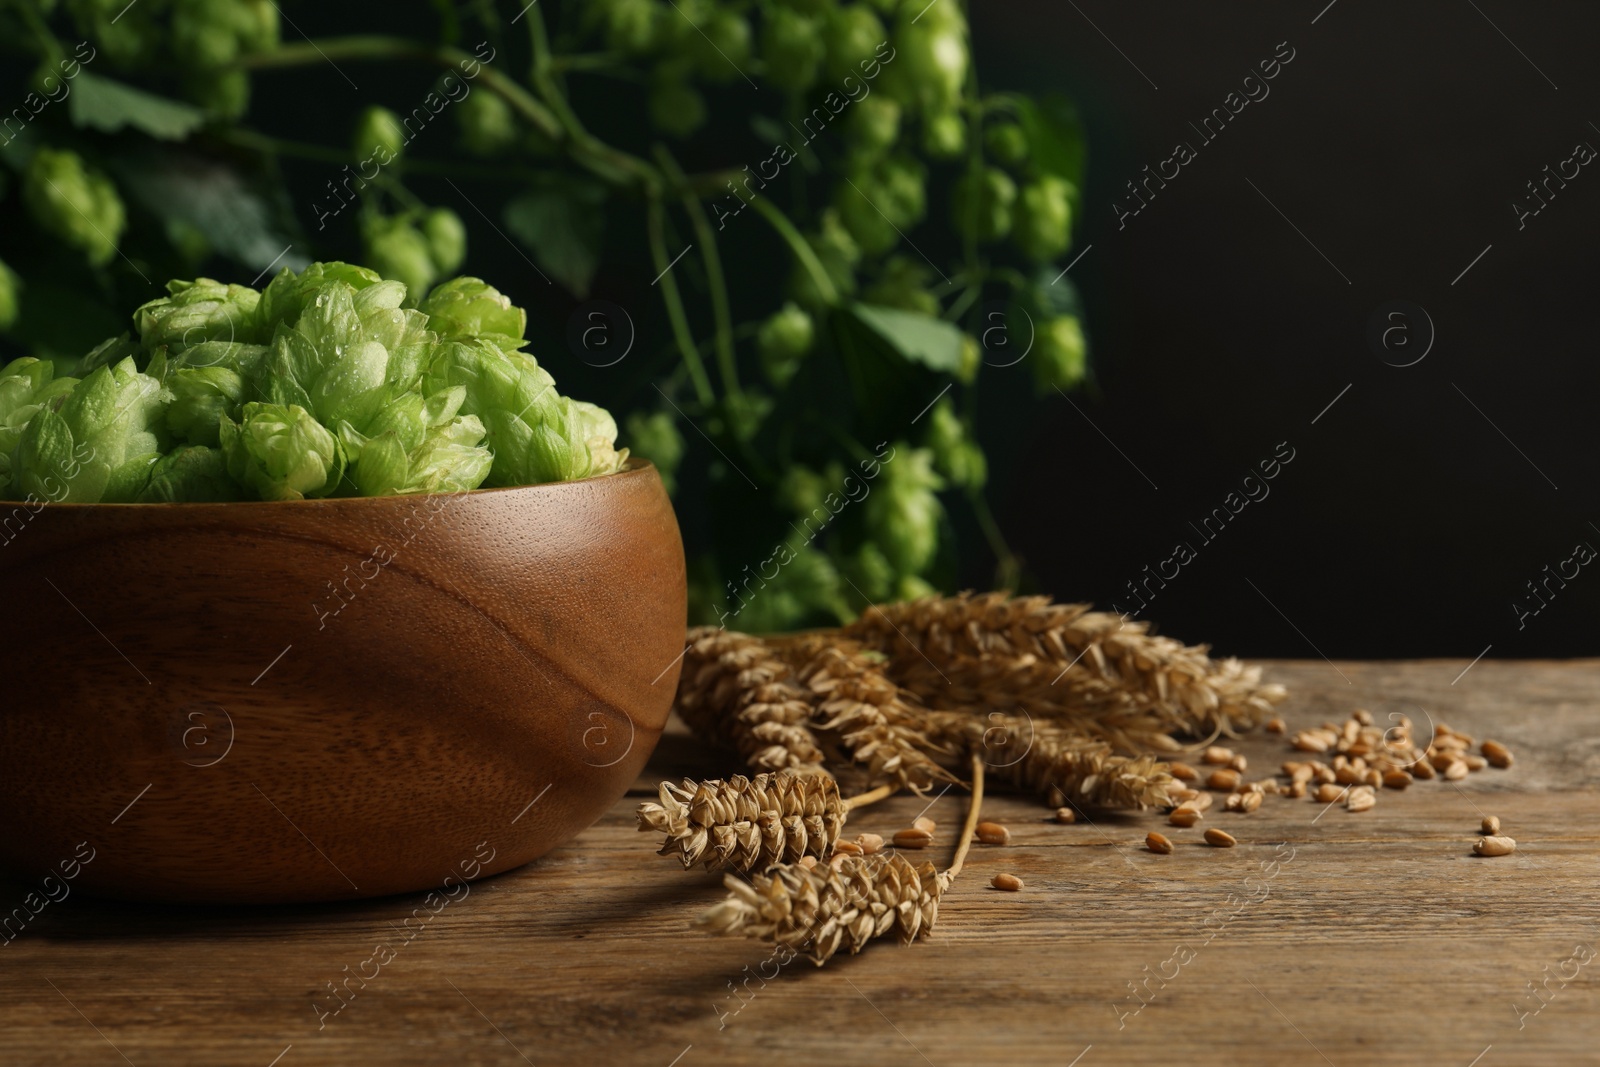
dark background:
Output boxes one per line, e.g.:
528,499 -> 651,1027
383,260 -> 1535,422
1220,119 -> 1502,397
979,1 -> 1600,660
6,1 -> 1593,660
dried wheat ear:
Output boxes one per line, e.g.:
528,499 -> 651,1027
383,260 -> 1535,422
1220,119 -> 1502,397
844,592 -> 1287,736
637,771 -> 846,874
675,627 -> 827,772
774,633 -> 959,793
696,853 -> 950,965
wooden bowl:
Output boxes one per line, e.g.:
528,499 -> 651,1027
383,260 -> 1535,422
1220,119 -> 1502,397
0,459 -> 685,904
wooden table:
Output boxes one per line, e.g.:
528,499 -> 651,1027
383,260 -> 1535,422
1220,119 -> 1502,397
5,660 -> 1598,1066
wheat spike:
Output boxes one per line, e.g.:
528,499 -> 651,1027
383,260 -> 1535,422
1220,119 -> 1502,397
696,853 -> 949,965
676,627 -> 826,772
846,592 -> 1285,735
928,711 -> 1174,810
776,635 -> 958,793
637,771 -> 846,874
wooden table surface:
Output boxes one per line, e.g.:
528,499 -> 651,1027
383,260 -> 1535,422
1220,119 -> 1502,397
4,659 -> 1598,1067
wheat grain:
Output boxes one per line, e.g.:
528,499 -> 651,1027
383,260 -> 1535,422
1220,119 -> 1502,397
992,873 -> 1024,891
1474,835 -> 1516,857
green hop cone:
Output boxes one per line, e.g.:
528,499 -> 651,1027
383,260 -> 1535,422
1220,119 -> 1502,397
220,401 -> 343,500
836,155 -> 926,257
648,65 -> 707,138
777,464 -> 829,519
985,121 -> 1029,166
11,357 -> 165,503
138,445 -> 241,502
457,90 -> 519,156
422,208 -> 467,275
0,259 -> 19,332
822,5 -> 887,84
571,399 -> 630,475
1033,315 -> 1086,393
692,10 -> 752,82
760,8 -> 823,92
623,410 -> 684,494
420,277 -> 527,346
922,110 -> 966,159
338,388 -> 492,497
846,95 -> 901,157
172,0 -> 278,67
257,261 -> 384,329
864,443 -> 944,576
951,166 -> 1017,243
425,341 -> 576,486
0,357 -> 78,489
134,278 -> 265,353
362,216 -> 437,304
185,66 -> 251,121
154,355 -> 246,447
756,301 -> 814,387
885,2 -> 968,112
957,332 -> 980,384
1014,175 -> 1074,262
846,542 -> 896,604
250,278 -> 414,430
597,0 -> 659,54
862,255 -> 938,316
23,149 -> 125,268
354,106 -> 407,166
789,209 -> 860,307
923,397 -> 986,490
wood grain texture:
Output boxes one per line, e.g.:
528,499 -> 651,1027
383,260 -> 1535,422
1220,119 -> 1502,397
1,660 -> 1597,1065
0,460 -> 686,904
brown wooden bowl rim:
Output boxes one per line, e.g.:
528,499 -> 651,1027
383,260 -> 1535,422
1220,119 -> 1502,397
8,456 -> 660,510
